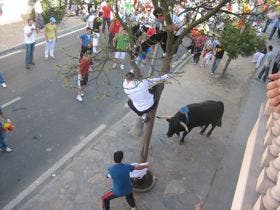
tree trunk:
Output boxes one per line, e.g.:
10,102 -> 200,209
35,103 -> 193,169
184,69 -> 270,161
221,57 -> 232,78
140,83 -> 164,163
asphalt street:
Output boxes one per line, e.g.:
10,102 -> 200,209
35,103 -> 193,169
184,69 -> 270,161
0,31 -> 130,208
0,29 -> 190,208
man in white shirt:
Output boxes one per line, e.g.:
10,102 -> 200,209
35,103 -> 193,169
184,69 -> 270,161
34,0 -> 44,30
24,19 -> 37,69
123,72 -> 170,123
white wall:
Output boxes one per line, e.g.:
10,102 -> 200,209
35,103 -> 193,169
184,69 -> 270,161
0,0 -> 30,25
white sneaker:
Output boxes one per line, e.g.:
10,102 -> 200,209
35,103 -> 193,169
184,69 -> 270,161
76,94 -> 83,102
112,63 -> 117,69
81,93 -> 85,97
0,147 -> 12,152
131,207 -> 136,210
5,147 -> 12,152
1,82 -> 7,88
120,64 -> 124,70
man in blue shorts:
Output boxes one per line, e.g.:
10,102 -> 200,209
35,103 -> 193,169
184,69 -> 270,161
102,151 -> 150,210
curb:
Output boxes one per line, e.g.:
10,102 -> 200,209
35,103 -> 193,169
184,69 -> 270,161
3,53 -> 192,210
0,23 -> 85,57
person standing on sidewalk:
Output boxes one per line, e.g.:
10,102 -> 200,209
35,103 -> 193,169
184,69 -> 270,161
92,12 -> 103,54
262,8 -> 277,33
210,44 -> 224,75
102,150 -> 150,210
76,51 -> 92,102
108,18 -> 122,47
101,1 -> 112,33
34,0 -> 44,30
258,45 -> 274,82
78,27 -> 93,61
44,17 -> 57,60
0,107 -> 13,153
268,16 -> 280,40
24,19 -> 38,69
192,31 -> 207,64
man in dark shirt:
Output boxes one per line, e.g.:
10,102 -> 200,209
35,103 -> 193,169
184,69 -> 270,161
92,12 -> 103,53
210,44 -> 224,75
102,151 -> 150,210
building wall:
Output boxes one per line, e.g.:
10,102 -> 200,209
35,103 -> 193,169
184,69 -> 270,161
0,0 -> 31,25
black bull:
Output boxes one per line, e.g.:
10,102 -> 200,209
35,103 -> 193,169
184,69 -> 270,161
158,100 -> 224,144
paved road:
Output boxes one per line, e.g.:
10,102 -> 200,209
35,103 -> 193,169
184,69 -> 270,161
0,31 -> 130,208
0,30 -> 190,208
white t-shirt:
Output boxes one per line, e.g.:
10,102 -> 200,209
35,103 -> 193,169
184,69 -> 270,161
123,74 -> 169,111
34,1 -> 43,14
24,25 -> 36,44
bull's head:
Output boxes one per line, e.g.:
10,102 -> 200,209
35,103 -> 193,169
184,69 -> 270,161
157,116 -> 189,137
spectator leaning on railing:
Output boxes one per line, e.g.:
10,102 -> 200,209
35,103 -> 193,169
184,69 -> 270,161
267,73 -> 280,113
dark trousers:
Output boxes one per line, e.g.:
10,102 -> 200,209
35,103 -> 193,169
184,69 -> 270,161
258,66 -> 270,82
262,18 -> 272,32
193,47 -> 202,64
102,190 -> 135,210
272,62 -> 280,74
127,86 -> 157,116
269,26 -> 280,40
108,32 -> 115,46
102,18 -> 111,33
135,31 -> 179,56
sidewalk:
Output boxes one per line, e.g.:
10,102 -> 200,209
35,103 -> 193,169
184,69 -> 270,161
4,52 -> 266,210
0,16 -> 85,56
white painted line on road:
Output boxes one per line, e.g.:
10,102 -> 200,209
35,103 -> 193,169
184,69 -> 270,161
2,123 -> 106,210
35,41 -> 45,47
1,97 -> 21,108
57,27 -> 85,39
35,27 -> 86,47
0,27 -> 85,59
0,50 -> 21,60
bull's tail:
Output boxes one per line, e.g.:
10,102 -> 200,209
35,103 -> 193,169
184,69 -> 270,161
217,117 -> 222,127
217,101 -> 224,127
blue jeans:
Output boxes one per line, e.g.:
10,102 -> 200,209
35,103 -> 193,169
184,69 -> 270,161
210,57 -> 221,74
25,42 -> 35,65
0,127 -> 8,150
0,71 -> 5,84
262,19 -> 272,32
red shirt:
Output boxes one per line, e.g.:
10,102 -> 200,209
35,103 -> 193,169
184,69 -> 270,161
79,58 -> 91,77
146,28 -> 156,37
109,20 -> 122,34
102,6 -> 112,19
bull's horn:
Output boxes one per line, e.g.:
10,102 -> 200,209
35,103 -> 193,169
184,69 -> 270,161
180,121 -> 189,132
156,115 -> 171,119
